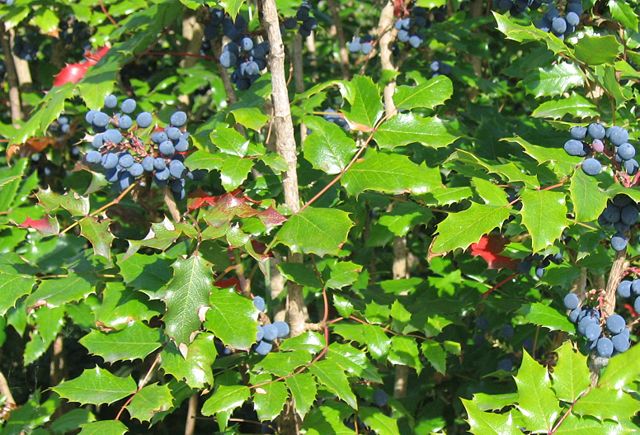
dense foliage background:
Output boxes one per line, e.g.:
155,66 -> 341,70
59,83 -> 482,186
2,0 -> 640,433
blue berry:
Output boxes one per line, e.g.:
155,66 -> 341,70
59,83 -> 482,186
273,321 -> 290,338
254,340 -> 273,355
606,314 -> 626,334
85,150 -> 102,164
632,280 -> 640,295
159,141 -> 175,156
373,389 -> 388,407
121,98 -> 136,114
565,11 -> 579,27
85,110 -> 98,124
361,42 -> 373,55
153,157 -> 167,171
564,139 -> 586,156
253,296 -> 266,312
611,233 -> 628,251
119,154 -> 134,168
563,293 -> 579,310
129,163 -> 144,177
618,143 -> 636,160
104,94 -> 117,109
104,129 -> 122,144
409,35 -> 422,48
635,296 -> 640,313
92,111 -> 110,128
256,326 -> 264,342
169,160 -> 186,178
612,331 -> 630,352
91,134 -> 104,149
136,112 -> 153,128
166,127 -> 181,141
142,156 -> 155,172
596,337 -> 613,358
119,115 -> 133,130
175,138 -> 189,152
241,37 -> 254,51
118,171 -> 133,190
551,17 -> 567,34
588,123 -> 606,140
608,126 -> 629,146
170,111 -> 187,127
625,159 -> 639,175
570,126 -> 587,140
58,116 -> 69,125
618,281 -> 632,298
621,205 -> 639,225
155,167 -> 170,181
102,152 -> 119,169
585,322 -> 602,341
262,324 -> 278,342
151,131 -> 168,144
582,158 -> 602,176
569,308 -> 581,323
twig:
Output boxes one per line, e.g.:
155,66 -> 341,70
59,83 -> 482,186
184,395 -> 198,435
99,0 -> 119,27
0,21 -> 23,123
164,187 -> 182,222
0,371 -> 15,407
60,181 -> 138,235
327,0 -> 349,79
114,353 -> 161,420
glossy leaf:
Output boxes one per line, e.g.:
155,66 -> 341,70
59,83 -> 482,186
205,287 -> 258,350
374,114 -> 458,149
514,352 -> 560,432
302,116 -> 357,174
52,367 -> 136,405
276,207 -> 353,256
520,189 -> 568,252
80,322 -> 163,363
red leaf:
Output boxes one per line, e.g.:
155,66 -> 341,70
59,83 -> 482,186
19,217 -> 57,234
257,207 -> 286,228
214,277 -> 241,291
53,62 -> 90,86
470,235 -> 518,270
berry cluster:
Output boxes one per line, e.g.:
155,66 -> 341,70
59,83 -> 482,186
519,252 -> 563,278
59,15 -> 91,51
13,33 -> 37,61
83,94 -> 195,199
50,115 -> 71,135
347,35 -> 374,55
495,0 -> 542,15
535,1 -> 582,39
564,291 -> 631,358
283,2 -> 318,38
564,123 -> 637,176
252,296 -> 290,355
395,7 -> 430,49
216,15 -> 269,90
430,60 -> 451,77
617,279 -> 640,316
598,195 -> 639,252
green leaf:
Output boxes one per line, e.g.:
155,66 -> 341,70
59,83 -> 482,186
341,75 -> 383,128
278,263 -> 324,288
24,306 -> 65,365
551,342 -> 591,402
599,342 -> 640,390
422,340 -> 447,374
50,409 -> 96,434
52,367 -> 136,405
275,207 -> 353,256
332,323 -> 391,359
377,202 -> 432,237
125,218 -> 181,257
116,253 -> 173,299
393,75 -> 453,111
360,406 -> 400,435
574,35 -> 622,65
309,360 -> 358,410
37,188 -> 90,216
514,351 -> 561,432
532,94 -> 598,119
521,303 -> 575,333
201,385 -> 250,420
326,261 -> 362,289
163,256 -> 213,345
253,380 -> 289,421
0,269 -> 35,316
205,287 -> 258,350
374,114 -> 458,149
523,62 -> 583,98
462,398 -> 519,435
493,12 -> 569,55
127,383 -> 173,423
471,393 -> 518,411
219,155 -> 254,192
520,189 -> 568,252
473,178 -> 508,206
506,135 -> 581,176
160,333 -> 216,389
609,0 -> 638,31
79,217 -> 114,261
184,150 -> 226,171
430,203 -> 511,254
285,373 -> 317,419
211,125 -> 249,157
80,322 -> 163,363
78,420 -> 128,435
341,149 -> 442,197
572,388 -> 639,422
26,275 -> 94,308
570,169 -> 608,223
554,414 -> 636,434
388,336 -> 422,372
256,350 -> 312,377
302,117 -> 357,174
